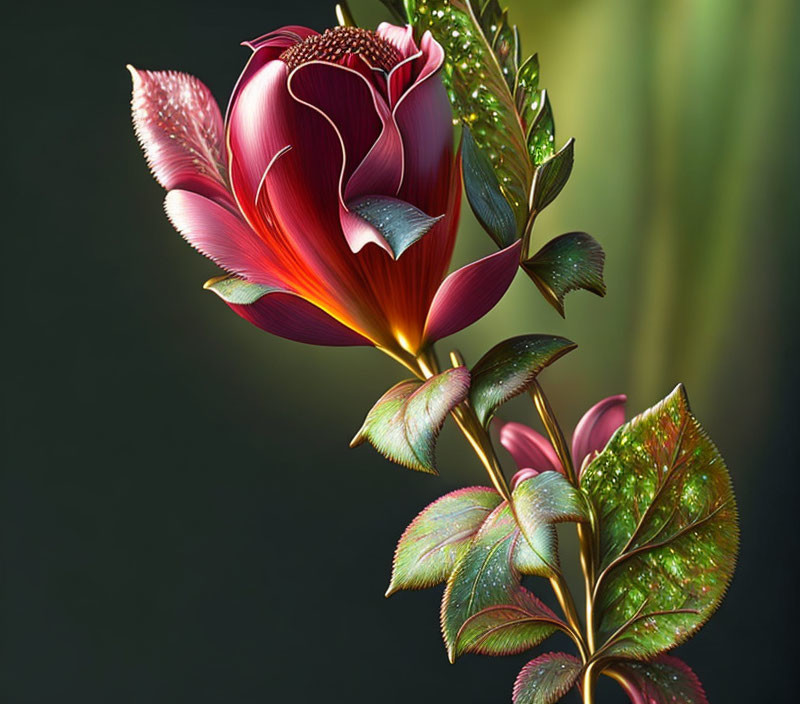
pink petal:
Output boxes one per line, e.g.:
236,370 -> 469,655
423,240 -> 521,342
511,468 -> 540,489
219,290 -> 373,347
164,190 -> 278,286
376,23 -> 417,58
498,422 -> 562,474
572,394 -> 627,475
128,67 -> 231,205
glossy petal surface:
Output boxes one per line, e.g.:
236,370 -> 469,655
387,487 -> 502,595
572,394 -> 627,474
351,367 -> 470,473
581,385 -> 739,658
499,423 -> 562,474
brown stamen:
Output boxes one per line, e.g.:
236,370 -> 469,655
280,27 -> 402,72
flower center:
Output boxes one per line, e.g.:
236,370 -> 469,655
280,27 -> 402,72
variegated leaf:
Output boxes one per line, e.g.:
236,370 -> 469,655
513,652 -> 582,704
606,656 -> 709,704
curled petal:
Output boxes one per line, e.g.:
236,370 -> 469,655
129,67 -> 230,204
423,240 -> 521,343
164,190 -> 278,286
511,468 -> 540,489
208,281 -> 372,347
572,394 -> 627,475
498,421 -> 562,474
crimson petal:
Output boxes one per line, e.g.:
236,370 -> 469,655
572,394 -> 627,476
423,240 -> 521,343
498,422 -> 562,474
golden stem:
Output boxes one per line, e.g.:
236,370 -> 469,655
335,2 -> 356,27
581,660 -> 601,704
529,381 -> 598,656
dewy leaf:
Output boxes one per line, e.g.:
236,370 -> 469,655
454,588 -> 561,659
462,126 -> 518,248
530,138 -> 574,213
350,367 -> 470,474
522,232 -> 606,317
607,656 -> 709,704
581,385 -> 739,659
513,652 -> 582,704
478,0 -> 519,90
387,486 -> 502,595
441,500 -> 559,660
202,274 -> 278,304
469,334 -> 577,425
514,54 -> 540,134
528,90 -> 555,165
406,0 -> 532,234
349,195 -> 443,259
512,472 -> 588,558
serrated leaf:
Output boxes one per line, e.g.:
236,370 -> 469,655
351,367 -> 470,473
607,656 -> 708,704
406,0 -> 532,234
462,126 -> 518,247
512,472 -> 588,556
387,486 -> 502,595
530,138 -> 574,213
528,91 -> 555,165
441,501 -> 559,660
454,588 -> 560,659
514,54 -> 540,133
349,195 -> 443,259
513,652 -> 582,704
522,232 -> 606,317
203,274 -> 278,304
581,384 -> 739,659
469,334 -> 577,425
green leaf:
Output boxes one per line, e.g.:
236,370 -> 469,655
581,384 -> 739,659
528,90 -> 555,165
513,652 -> 582,704
349,195 -> 443,259
453,588 -> 560,659
514,54 -> 540,134
441,500 -> 558,660
522,232 -> 606,317
379,0 -> 408,23
606,656 -> 709,704
350,367 -> 470,473
469,334 -> 577,425
461,125 -> 518,247
202,274 -> 277,304
512,472 -> 588,558
530,138 -> 574,213
386,486 -> 502,595
406,0 -> 532,234
478,1 -> 519,90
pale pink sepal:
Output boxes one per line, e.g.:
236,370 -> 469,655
128,67 -> 230,205
572,394 -> 627,476
511,468 -> 540,490
499,421 -> 562,474
164,190 -> 279,287
423,240 -> 521,342
223,293 -> 372,347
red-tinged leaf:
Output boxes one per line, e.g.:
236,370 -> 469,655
386,487 -> 503,596
606,656 -> 709,704
351,368 -> 470,473
513,652 -> 582,704
453,588 -> 562,659
581,385 -> 739,659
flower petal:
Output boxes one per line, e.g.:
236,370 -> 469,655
423,240 -> 521,342
572,394 -> 627,475
205,275 -> 372,347
164,189 -> 278,286
498,422 -> 562,474
128,67 -> 230,204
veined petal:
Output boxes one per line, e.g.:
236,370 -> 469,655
499,422 -> 562,474
572,394 -> 627,475
423,240 -> 521,343
205,275 -> 372,347
164,190 -> 278,286
129,67 -> 230,204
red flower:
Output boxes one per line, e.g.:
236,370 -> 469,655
129,24 -> 520,355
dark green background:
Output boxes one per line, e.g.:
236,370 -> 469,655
4,0 -> 798,701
